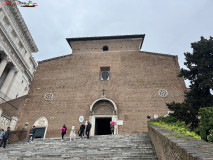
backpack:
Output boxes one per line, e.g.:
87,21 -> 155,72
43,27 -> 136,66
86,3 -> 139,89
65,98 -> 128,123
78,129 -> 81,136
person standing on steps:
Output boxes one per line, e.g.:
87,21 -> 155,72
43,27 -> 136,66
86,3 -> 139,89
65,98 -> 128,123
27,126 -> 36,143
64,124 -> 67,135
86,121 -> 92,139
61,124 -> 67,141
79,123 -> 85,138
0,129 -> 5,143
110,121 -> 116,135
0,127 -> 11,149
110,124 -> 114,135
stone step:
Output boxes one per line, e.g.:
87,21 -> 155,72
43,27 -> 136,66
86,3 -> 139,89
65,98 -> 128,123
0,133 -> 158,160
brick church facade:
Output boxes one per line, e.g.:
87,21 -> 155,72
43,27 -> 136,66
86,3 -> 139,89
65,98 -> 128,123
15,35 -> 186,138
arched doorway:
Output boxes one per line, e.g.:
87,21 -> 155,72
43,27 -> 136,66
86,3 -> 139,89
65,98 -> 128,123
33,116 -> 48,138
89,98 -> 118,136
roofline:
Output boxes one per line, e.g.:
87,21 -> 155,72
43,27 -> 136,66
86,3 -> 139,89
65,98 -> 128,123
66,34 -> 145,49
38,54 -> 72,64
140,35 -> 145,50
38,51 -> 177,64
141,51 -> 178,58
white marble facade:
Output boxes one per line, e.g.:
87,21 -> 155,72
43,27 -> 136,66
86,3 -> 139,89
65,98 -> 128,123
0,0 -> 38,103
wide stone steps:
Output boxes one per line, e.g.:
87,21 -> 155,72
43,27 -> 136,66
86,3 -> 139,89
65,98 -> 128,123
0,133 -> 158,160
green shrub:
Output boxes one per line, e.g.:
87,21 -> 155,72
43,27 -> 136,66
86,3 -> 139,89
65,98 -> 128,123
198,107 -> 213,142
207,130 -> 213,142
163,116 -> 178,123
148,121 -> 201,139
152,115 -> 178,123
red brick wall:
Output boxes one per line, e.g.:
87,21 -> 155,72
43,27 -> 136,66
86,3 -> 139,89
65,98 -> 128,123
16,44 -> 186,138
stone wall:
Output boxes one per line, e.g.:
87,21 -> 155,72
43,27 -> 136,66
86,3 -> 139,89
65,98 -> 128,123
8,130 -> 27,144
148,125 -> 213,160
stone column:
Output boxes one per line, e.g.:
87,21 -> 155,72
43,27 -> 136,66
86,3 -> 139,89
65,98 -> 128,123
0,108 -> 2,116
0,67 -> 18,95
0,56 -> 11,77
9,116 -> 18,131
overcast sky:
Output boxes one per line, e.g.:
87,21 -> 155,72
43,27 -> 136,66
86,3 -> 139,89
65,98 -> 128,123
19,0 -> 213,87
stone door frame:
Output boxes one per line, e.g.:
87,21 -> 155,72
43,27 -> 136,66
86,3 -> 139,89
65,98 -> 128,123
89,98 -> 118,136
33,116 -> 48,139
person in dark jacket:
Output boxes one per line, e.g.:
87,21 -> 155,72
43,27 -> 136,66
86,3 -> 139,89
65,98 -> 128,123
0,127 -> 11,149
110,124 -> 114,135
63,125 -> 67,134
27,126 -> 36,143
79,123 -> 85,138
0,129 -> 5,142
86,121 -> 92,139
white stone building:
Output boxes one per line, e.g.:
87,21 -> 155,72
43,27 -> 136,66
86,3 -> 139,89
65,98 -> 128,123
0,0 -> 38,104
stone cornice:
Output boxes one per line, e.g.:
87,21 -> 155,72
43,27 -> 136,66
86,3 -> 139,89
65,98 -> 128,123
0,24 -> 30,69
3,0 -> 38,53
141,51 -> 178,58
25,69 -> 33,81
30,56 -> 38,68
0,25 -> 33,82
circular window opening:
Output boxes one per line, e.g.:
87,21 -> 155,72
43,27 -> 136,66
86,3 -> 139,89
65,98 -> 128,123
158,89 -> 168,97
102,71 -> 109,80
44,93 -> 53,100
103,46 -> 108,51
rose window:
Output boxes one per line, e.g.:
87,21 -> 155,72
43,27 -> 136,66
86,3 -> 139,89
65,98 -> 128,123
44,93 -> 53,100
158,89 -> 168,97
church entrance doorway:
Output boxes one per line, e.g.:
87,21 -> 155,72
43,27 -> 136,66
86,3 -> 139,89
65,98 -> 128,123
34,127 -> 46,138
33,116 -> 48,138
89,98 -> 118,136
95,118 -> 111,135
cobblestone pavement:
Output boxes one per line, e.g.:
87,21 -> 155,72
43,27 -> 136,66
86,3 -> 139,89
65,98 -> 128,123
0,133 -> 158,160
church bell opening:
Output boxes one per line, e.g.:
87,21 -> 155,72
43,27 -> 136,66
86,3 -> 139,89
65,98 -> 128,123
95,118 -> 112,135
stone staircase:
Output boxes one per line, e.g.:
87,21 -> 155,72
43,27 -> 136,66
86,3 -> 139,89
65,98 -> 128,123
0,133 -> 158,160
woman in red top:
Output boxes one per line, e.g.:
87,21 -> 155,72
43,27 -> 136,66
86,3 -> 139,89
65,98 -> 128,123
61,124 -> 67,141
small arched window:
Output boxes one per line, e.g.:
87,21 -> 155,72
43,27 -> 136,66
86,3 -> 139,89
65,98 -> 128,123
103,46 -> 108,51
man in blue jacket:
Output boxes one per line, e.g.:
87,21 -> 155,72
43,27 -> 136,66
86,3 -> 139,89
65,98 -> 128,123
27,126 -> 36,143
